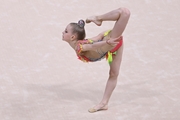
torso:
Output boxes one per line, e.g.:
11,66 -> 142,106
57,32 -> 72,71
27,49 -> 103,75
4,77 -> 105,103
81,31 -> 114,60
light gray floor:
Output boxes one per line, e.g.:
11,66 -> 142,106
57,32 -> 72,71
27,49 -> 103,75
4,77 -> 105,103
0,0 -> 180,120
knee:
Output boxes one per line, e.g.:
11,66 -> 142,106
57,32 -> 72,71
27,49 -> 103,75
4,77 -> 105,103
109,70 -> 119,79
118,7 -> 131,17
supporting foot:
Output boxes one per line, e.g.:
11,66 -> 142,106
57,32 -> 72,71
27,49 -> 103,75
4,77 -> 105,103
88,103 -> 108,113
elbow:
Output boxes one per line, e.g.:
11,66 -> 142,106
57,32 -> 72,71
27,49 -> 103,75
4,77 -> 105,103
87,44 -> 94,51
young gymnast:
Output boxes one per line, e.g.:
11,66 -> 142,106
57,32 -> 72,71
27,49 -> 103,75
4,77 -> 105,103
62,7 -> 130,113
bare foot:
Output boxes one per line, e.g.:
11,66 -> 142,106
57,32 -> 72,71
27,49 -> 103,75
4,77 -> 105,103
86,16 -> 102,26
88,103 -> 108,113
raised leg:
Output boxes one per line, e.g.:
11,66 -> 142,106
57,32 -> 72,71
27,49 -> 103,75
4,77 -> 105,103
86,7 -> 130,38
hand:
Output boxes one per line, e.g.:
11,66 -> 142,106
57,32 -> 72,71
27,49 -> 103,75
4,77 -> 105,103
106,36 -> 122,46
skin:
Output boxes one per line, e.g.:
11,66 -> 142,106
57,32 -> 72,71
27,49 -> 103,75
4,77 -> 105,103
62,7 -> 130,113
62,25 -> 120,59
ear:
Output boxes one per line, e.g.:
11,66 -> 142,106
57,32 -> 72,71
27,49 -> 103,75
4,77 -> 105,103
71,34 -> 77,41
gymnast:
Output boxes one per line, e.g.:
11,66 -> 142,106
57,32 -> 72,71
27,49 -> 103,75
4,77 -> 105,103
62,7 -> 130,113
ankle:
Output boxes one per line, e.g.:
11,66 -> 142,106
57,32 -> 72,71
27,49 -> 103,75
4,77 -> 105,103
96,16 -> 102,21
100,102 -> 108,106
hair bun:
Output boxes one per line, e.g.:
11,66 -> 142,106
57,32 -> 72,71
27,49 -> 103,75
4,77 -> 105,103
78,19 -> 85,28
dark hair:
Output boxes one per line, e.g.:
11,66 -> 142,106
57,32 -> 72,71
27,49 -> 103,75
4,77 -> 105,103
70,20 -> 86,40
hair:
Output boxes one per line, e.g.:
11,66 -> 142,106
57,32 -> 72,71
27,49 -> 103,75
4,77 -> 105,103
70,20 -> 86,40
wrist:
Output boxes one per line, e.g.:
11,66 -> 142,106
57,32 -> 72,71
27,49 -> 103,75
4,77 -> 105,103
106,40 -> 111,45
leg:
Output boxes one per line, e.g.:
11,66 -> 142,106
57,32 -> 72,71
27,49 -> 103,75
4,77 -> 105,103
88,7 -> 129,113
101,44 -> 124,104
86,7 -> 130,38
88,44 -> 124,113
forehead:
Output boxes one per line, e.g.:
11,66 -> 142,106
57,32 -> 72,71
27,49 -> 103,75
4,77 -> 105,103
66,24 -> 73,30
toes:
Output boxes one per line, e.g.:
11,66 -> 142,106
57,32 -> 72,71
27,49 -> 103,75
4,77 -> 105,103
85,19 -> 91,23
88,108 -> 97,113
88,105 -> 108,113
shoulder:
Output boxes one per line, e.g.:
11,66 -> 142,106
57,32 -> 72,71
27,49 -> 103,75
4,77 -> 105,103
75,39 -> 93,54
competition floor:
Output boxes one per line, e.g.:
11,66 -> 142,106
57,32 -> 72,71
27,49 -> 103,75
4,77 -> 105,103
0,0 -> 180,120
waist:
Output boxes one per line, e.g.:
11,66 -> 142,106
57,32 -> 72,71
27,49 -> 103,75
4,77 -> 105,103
77,37 -> 123,63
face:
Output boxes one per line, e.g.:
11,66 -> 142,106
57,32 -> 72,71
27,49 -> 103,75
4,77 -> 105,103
62,24 -> 75,42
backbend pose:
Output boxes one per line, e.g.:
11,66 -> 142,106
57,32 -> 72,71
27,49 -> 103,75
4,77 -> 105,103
62,7 -> 130,113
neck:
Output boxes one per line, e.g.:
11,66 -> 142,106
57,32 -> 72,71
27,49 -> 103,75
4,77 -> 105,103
68,40 -> 77,50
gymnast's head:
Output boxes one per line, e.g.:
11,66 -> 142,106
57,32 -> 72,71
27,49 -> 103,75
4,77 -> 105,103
62,20 -> 86,42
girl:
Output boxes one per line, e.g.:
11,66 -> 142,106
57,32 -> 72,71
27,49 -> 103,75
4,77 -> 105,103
62,7 -> 130,113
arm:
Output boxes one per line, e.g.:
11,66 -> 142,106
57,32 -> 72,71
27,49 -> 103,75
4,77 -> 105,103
81,36 -> 120,52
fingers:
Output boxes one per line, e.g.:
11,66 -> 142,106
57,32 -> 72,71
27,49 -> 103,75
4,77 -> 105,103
108,36 -> 122,46
110,36 -> 121,42
111,36 -> 122,41
112,42 -> 119,44
109,41 -> 119,45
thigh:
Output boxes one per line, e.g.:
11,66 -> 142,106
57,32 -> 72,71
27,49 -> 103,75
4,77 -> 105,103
110,8 -> 130,38
109,44 -> 124,74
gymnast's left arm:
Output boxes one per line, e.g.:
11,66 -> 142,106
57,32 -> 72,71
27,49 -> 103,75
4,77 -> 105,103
80,37 -> 120,52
